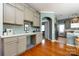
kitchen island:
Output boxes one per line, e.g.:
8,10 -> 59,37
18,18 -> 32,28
65,29 -> 79,46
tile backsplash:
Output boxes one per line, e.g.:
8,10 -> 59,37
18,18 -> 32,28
3,24 -> 25,35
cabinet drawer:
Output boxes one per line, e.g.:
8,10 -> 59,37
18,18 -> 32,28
17,36 -> 26,42
17,36 -> 26,39
4,37 -> 17,43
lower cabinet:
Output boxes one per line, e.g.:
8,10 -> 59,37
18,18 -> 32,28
3,36 -> 27,56
36,32 -> 43,44
3,37 -> 18,56
3,33 -> 42,56
17,36 -> 27,54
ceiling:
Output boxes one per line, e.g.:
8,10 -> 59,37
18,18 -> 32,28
28,3 -> 79,20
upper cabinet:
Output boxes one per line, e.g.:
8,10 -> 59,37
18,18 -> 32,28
3,3 -> 40,27
3,3 -> 24,25
24,7 -> 33,22
15,8 -> 24,25
4,4 -> 15,24
33,11 -> 40,27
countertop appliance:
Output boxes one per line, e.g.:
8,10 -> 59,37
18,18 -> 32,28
3,29 -> 13,36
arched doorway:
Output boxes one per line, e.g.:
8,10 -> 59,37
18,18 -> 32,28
41,17 -> 52,40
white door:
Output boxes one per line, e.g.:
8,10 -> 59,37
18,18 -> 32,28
58,24 -> 65,36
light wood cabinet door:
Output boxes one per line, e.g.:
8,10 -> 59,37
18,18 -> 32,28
17,36 -> 27,54
24,7 -> 33,22
15,8 -> 24,25
36,32 -> 42,44
4,42 -> 17,56
3,37 -> 18,56
36,16 -> 40,26
29,10 -> 33,22
33,11 -> 40,27
4,4 -> 15,24
33,17 -> 37,26
33,16 -> 40,27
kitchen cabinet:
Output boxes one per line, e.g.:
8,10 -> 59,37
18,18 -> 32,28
36,16 -> 40,26
4,3 -> 24,25
4,4 -> 15,24
4,37 -> 17,43
15,8 -> 24,25
4,42 -> 17,56
36,32 -> 42,44
15,3 -> 24,11
3,36 -> 27,56
33,11 -> 40,27
3,37 -> 18,56
17,36 -> 27,54
66,33 -> 75,45
33,16 -> 40,27
24,7 -> 33,22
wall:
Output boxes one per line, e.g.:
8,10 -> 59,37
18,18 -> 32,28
0,3 -> 3,56
0,3 -> 3,35
40,13 -> 56,40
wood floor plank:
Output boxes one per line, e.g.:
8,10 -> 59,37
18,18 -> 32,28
19,39 -> 79,56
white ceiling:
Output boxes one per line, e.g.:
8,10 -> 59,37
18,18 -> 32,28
28,3 -> 79,20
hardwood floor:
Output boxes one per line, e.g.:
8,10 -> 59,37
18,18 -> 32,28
19,39 -> 79,56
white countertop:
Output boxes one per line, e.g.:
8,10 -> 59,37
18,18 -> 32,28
1,32 -> 41,38
65,29 -> 79,32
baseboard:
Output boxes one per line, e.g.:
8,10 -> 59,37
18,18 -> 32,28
67,44 -> 75,47
51,40 -> 57,42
